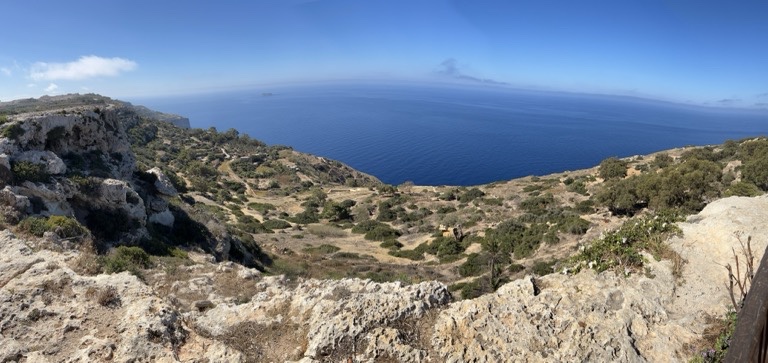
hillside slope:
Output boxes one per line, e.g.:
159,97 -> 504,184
0,195 -> 764,362
2,94 -> 767,361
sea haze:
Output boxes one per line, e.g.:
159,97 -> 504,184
134,82 -> 768,186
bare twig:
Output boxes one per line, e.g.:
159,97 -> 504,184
726,232 -> 755,312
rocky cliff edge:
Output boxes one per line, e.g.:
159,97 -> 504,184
1,195 -> 765,362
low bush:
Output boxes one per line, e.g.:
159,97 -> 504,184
380,240 -> 403,249
724,181 -> 762,197
599,157 -> 628,180
248,202 -> 277,214
352,220 -> 401,241
531,260 -> 557,276
568,211 -> 682,274
2,123 -> 24,140
262,219 -> 291,229
18,215 -> 89,239
303,244 -> 340,254
389,249 -> 425,261
459,188 -> 485,203
12,161 -> 50,183
103,246 -> 152,276
458,253 -> 487,277
306,224 -> 346,238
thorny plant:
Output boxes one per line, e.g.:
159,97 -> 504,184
725,232 -> 754,313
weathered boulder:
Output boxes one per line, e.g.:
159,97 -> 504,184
149,210 -> 175,228
0,186 -> 30,213
147,167 -> 178,197
13,150 -> 67,175
99,179 -> 147,223
148,196 -> 169,213
16,181 -> 76,216
0,153 -> 12,184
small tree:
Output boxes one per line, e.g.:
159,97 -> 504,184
599,157 -> 628,180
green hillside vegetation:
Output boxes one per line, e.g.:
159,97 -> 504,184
4,96 -> 768,302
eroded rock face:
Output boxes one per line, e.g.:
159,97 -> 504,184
0,106 -> 176,241
1,189 -> 766,362
432,268 -> 680,362
429,195 -> 768,363
98,179 -> 147,223
13,150 -> 67,175
0,230 -> 242,362
147,167 -> 178,197
12,110 -> 136,179
192,277 -> 452,362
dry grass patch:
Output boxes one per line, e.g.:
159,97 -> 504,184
305,224 -> 347,238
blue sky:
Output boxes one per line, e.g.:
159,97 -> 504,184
1,0 -> 767,108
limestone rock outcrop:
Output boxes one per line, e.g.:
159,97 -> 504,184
0,195 -> 766,362
192,277 -> 452,362
147,167 -> 179,197
428,195 -> 768,362
0,230 -> 241,362
0,105 -> 174,242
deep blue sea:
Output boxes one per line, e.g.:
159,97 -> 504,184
132,82 -> 768,186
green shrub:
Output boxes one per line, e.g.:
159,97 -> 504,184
434,236 -> 464,258
103,246 -> 152,275
321,199 -> 356,221
380,240 -> 403,249
742,156 -> 768,191
651,153 -> 673,169
2,123 -> 24,140
364,225 -> 400,241
599,157 -> 628,180
290,209 -> 319,224
558,215 -> 591,235
262,219 -> 291,229
17,216 -> 48,236
459,188 -> 485,203
46,215 -> 89,238
458,253 -> 487,277
69,175 -> 100,195
247,202 -> 277,214
459,279 -> 493,299
596,158 -> 723,215
566,181 -> 588,195
520,193 -> 557,215
724,181 -> 763,197
436,206 -> 457,214
12,161 -> 50,183
18,215 -> 88,238
352,220 -> 388,234
531,260 -> 557,276
568,211 -> 682,274
388,249 -> 425,261
574,200 -> 595,214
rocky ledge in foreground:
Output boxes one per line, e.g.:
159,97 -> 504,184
1,195 -> 767,362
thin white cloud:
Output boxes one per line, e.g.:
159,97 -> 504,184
30,55 -> 137,81
27,83 -> 37,88
0,67 -> 10,76
45,83 -> 59,93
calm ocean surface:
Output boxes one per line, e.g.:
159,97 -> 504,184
133,82 -> 768,186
